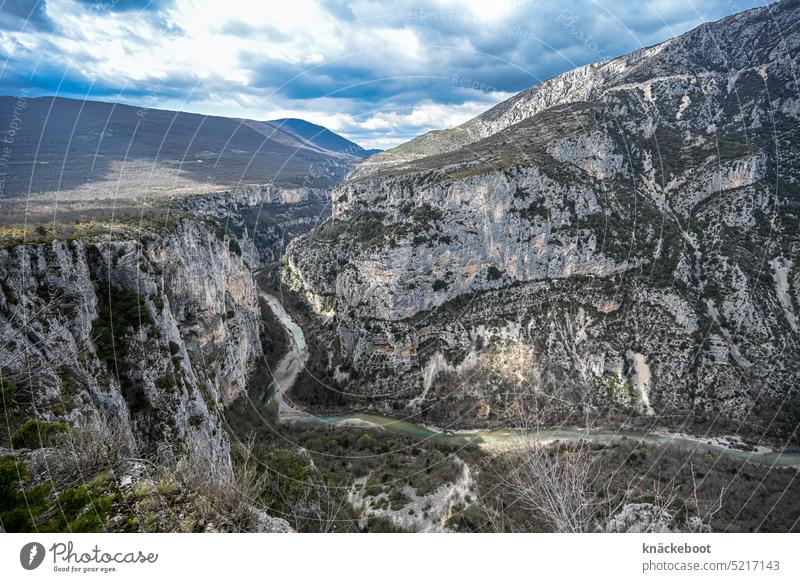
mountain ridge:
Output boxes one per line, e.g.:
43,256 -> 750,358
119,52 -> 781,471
0,95 -> 373,198
267,117 -> 382,158
286,0 -> 800,441
351,0 -> 798,180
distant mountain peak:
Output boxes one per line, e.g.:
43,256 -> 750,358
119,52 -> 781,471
267,117 -> 381,159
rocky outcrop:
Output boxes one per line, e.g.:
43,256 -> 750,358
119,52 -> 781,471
181,185 -> 330,266
0,220 -> 262,478
286,0 -> 800,439
183,184 -> 329,217
354,0 -> 800,179
605,503 -> 708,533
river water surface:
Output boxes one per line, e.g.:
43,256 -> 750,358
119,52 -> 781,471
260,291 -> 800,468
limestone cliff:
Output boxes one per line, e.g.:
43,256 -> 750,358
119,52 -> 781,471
182,184 -> 331,266
0,220 -> 262,477
286,0 -> 800,439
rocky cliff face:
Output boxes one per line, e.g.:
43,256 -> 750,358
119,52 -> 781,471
185,184 -> 328,213
182,184 -> 331,266
0,220 -> 262,477
354,0 -> 800,179
287,0 -> 800,439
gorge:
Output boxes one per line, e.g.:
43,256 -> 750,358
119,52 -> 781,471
2,0 -> 800,534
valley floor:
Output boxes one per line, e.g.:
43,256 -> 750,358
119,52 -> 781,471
220,280 -> 800,533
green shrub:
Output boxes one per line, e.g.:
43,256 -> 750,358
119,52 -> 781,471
357,433 -> 372,449
11,419 -> 69,449
228,237 -> 241,255
41,484 -> 113,533
354,212 -> 386,243
446,503 -> 489,532
1,455 -> 116,533
0,458 -> 50,531
411,204 -> 443,225
92,285 -> 153,370
259,449 -> 312,519
0,379 -> 16,406
154,374 -> 176,391
124,384 -> 152,415
91,285 -> 155,413
365,517 -> 403,532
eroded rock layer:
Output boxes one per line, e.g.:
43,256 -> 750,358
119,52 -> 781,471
287,0 -> 800,438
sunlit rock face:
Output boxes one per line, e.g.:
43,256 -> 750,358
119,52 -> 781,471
286,0 -> 800,438
0,220 -> 262,477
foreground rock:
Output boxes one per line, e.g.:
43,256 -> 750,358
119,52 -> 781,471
0,219 -> 262,478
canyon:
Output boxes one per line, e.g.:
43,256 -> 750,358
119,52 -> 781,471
2,0 -> 800,533
285,0 -> 800,444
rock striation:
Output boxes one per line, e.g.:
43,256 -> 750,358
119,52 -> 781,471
287,0 -> 800,438
0,220 -> 262,478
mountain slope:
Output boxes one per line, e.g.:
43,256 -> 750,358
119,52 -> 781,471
353,0 -> 799,179
0,96 -> 367,199
286,0 -> 800,442
267,118 -> 381,158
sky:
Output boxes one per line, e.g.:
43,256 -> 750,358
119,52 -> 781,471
0,0 -> 768,150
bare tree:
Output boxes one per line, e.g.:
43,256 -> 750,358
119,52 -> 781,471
490,391 -> 721,532
497,440 -> 605,529
487,374 -> 645,533
29,414 -> 136,488
489,393 -> 607,532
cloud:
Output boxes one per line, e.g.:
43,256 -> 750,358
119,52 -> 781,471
217,21 -> 291,41
0,0 -> 768,149
0,0 -> 57,31
71,0 -> 174,12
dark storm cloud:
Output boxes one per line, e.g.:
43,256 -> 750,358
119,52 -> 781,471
246,56 -> 446,103
241,0 -> 767,109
